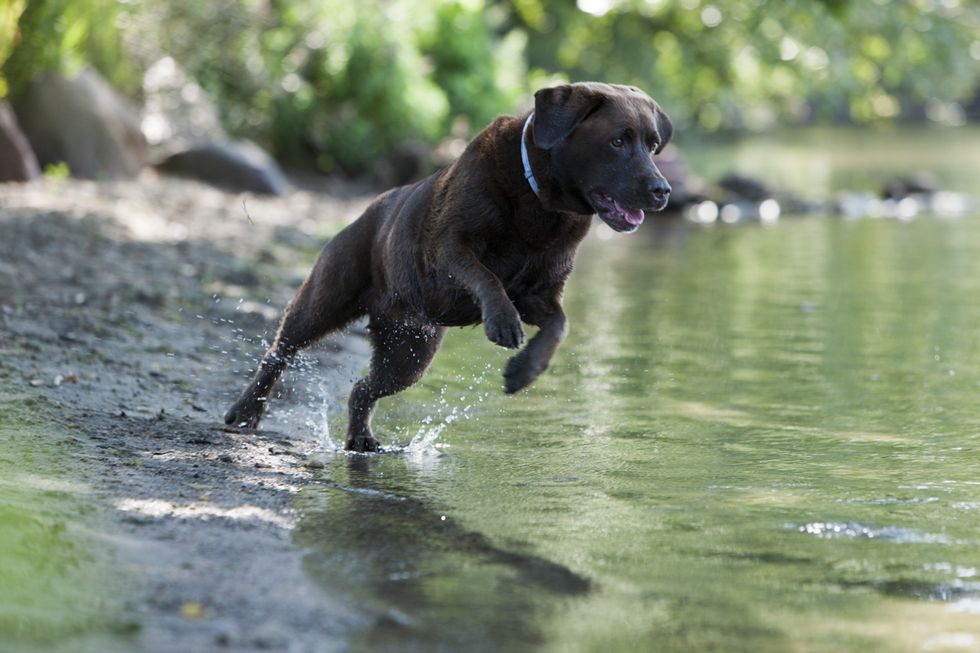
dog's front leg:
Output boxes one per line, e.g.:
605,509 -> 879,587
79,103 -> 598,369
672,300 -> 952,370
504,302 -> 567,393
441,246 -> 524,349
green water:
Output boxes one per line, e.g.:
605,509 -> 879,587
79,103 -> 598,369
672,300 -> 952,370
300,139 -> 980,651
0,398 -> 130,653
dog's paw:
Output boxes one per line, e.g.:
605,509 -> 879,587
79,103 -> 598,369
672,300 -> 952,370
345,432 -> 380,453
503,350 -> 546,394
224,397 -> 266,429
484,309 -> 525,349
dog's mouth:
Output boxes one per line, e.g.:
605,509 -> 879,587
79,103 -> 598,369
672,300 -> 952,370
589,192 -> 664,233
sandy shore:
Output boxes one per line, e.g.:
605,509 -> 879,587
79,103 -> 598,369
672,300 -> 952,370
0,176 -> 376,651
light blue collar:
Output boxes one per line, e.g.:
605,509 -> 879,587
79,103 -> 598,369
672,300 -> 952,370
521,112 -> 540,198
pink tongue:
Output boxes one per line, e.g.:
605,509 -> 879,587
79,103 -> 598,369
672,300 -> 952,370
624,207 -> 645,225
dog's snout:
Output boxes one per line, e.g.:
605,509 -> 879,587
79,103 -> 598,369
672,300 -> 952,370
648,178 -> 671,200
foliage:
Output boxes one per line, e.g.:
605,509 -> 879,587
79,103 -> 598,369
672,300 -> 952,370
418,1 -> 527,132
0,0 -> 137,99
1,0 -> 977,173
295,1 -> 453,172
106,0 -> 533,172
0,0 -> 24,97
510,0 -> 980,131
43,161 -> 71,179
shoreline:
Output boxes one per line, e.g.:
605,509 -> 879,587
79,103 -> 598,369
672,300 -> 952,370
0,177 -> 373,651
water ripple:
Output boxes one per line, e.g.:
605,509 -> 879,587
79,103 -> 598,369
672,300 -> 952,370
790,521 -> 954,544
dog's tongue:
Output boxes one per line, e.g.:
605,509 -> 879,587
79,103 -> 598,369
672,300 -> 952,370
624,207 -> 645,225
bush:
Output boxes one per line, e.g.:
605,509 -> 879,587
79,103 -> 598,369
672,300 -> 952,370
104,0 -> 534,174
2,0 -> 977,176
1,0 -> 533,174
1,0 -> 137,100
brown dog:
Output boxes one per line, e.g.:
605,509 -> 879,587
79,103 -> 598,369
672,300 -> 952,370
225,82 -> 672,451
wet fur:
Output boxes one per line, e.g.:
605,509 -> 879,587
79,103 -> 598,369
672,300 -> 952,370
225,82 -> 673,451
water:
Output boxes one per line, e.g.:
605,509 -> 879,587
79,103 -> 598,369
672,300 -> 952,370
0,398 -> 131,653
299,129 -> 980,652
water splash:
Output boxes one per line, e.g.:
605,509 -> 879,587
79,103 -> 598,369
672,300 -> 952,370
403,408 -> 459,458
305,384 -> 340,451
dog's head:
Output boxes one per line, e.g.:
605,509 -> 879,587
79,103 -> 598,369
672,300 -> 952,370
532,82 -> 673,233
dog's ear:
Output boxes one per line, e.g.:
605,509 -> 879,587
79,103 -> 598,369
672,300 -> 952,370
533,84 -> 604,150
653,102 -> 673,155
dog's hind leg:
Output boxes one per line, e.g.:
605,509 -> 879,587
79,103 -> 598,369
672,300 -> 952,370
224,224 -> 372,429
345,320 -> 446,452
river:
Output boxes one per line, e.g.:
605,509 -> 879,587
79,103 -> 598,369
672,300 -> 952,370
299,126 -> 980,652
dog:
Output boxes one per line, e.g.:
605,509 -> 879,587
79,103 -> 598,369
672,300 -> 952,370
225,82 -> 672,451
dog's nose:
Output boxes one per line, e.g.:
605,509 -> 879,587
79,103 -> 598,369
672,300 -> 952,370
649,178 -> 671,200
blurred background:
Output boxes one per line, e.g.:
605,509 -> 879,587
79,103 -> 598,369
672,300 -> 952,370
1,0 -> 977,190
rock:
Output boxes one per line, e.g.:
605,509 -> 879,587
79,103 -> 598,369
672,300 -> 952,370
881,173 -> 940,200
718,172 -> 774,201
13,69 -> 147,179
0,101 -> 41,181
155,141 -> 289,196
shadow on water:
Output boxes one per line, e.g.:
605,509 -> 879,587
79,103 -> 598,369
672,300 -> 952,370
296,454 -> 590,653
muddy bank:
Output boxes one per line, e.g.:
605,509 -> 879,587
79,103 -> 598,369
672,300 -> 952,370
0,176 -> 375,651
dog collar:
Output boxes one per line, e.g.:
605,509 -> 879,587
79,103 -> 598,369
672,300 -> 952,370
521,112 -> 540,198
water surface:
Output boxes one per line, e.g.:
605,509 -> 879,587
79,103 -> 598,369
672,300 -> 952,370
299,129 -> 980,652
0,398 -> 130,653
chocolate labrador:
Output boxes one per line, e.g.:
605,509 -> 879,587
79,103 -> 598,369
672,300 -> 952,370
225,82 -> 672,451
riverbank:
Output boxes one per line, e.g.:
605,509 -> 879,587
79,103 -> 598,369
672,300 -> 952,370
0,176 -> 373,652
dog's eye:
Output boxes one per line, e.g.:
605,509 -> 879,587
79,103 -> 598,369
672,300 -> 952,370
610,137 -> 625,148
649,143 -> 660,154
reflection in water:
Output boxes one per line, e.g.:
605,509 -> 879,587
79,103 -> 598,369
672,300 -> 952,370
297,455 -> 589,653
298,195 -> 980,650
